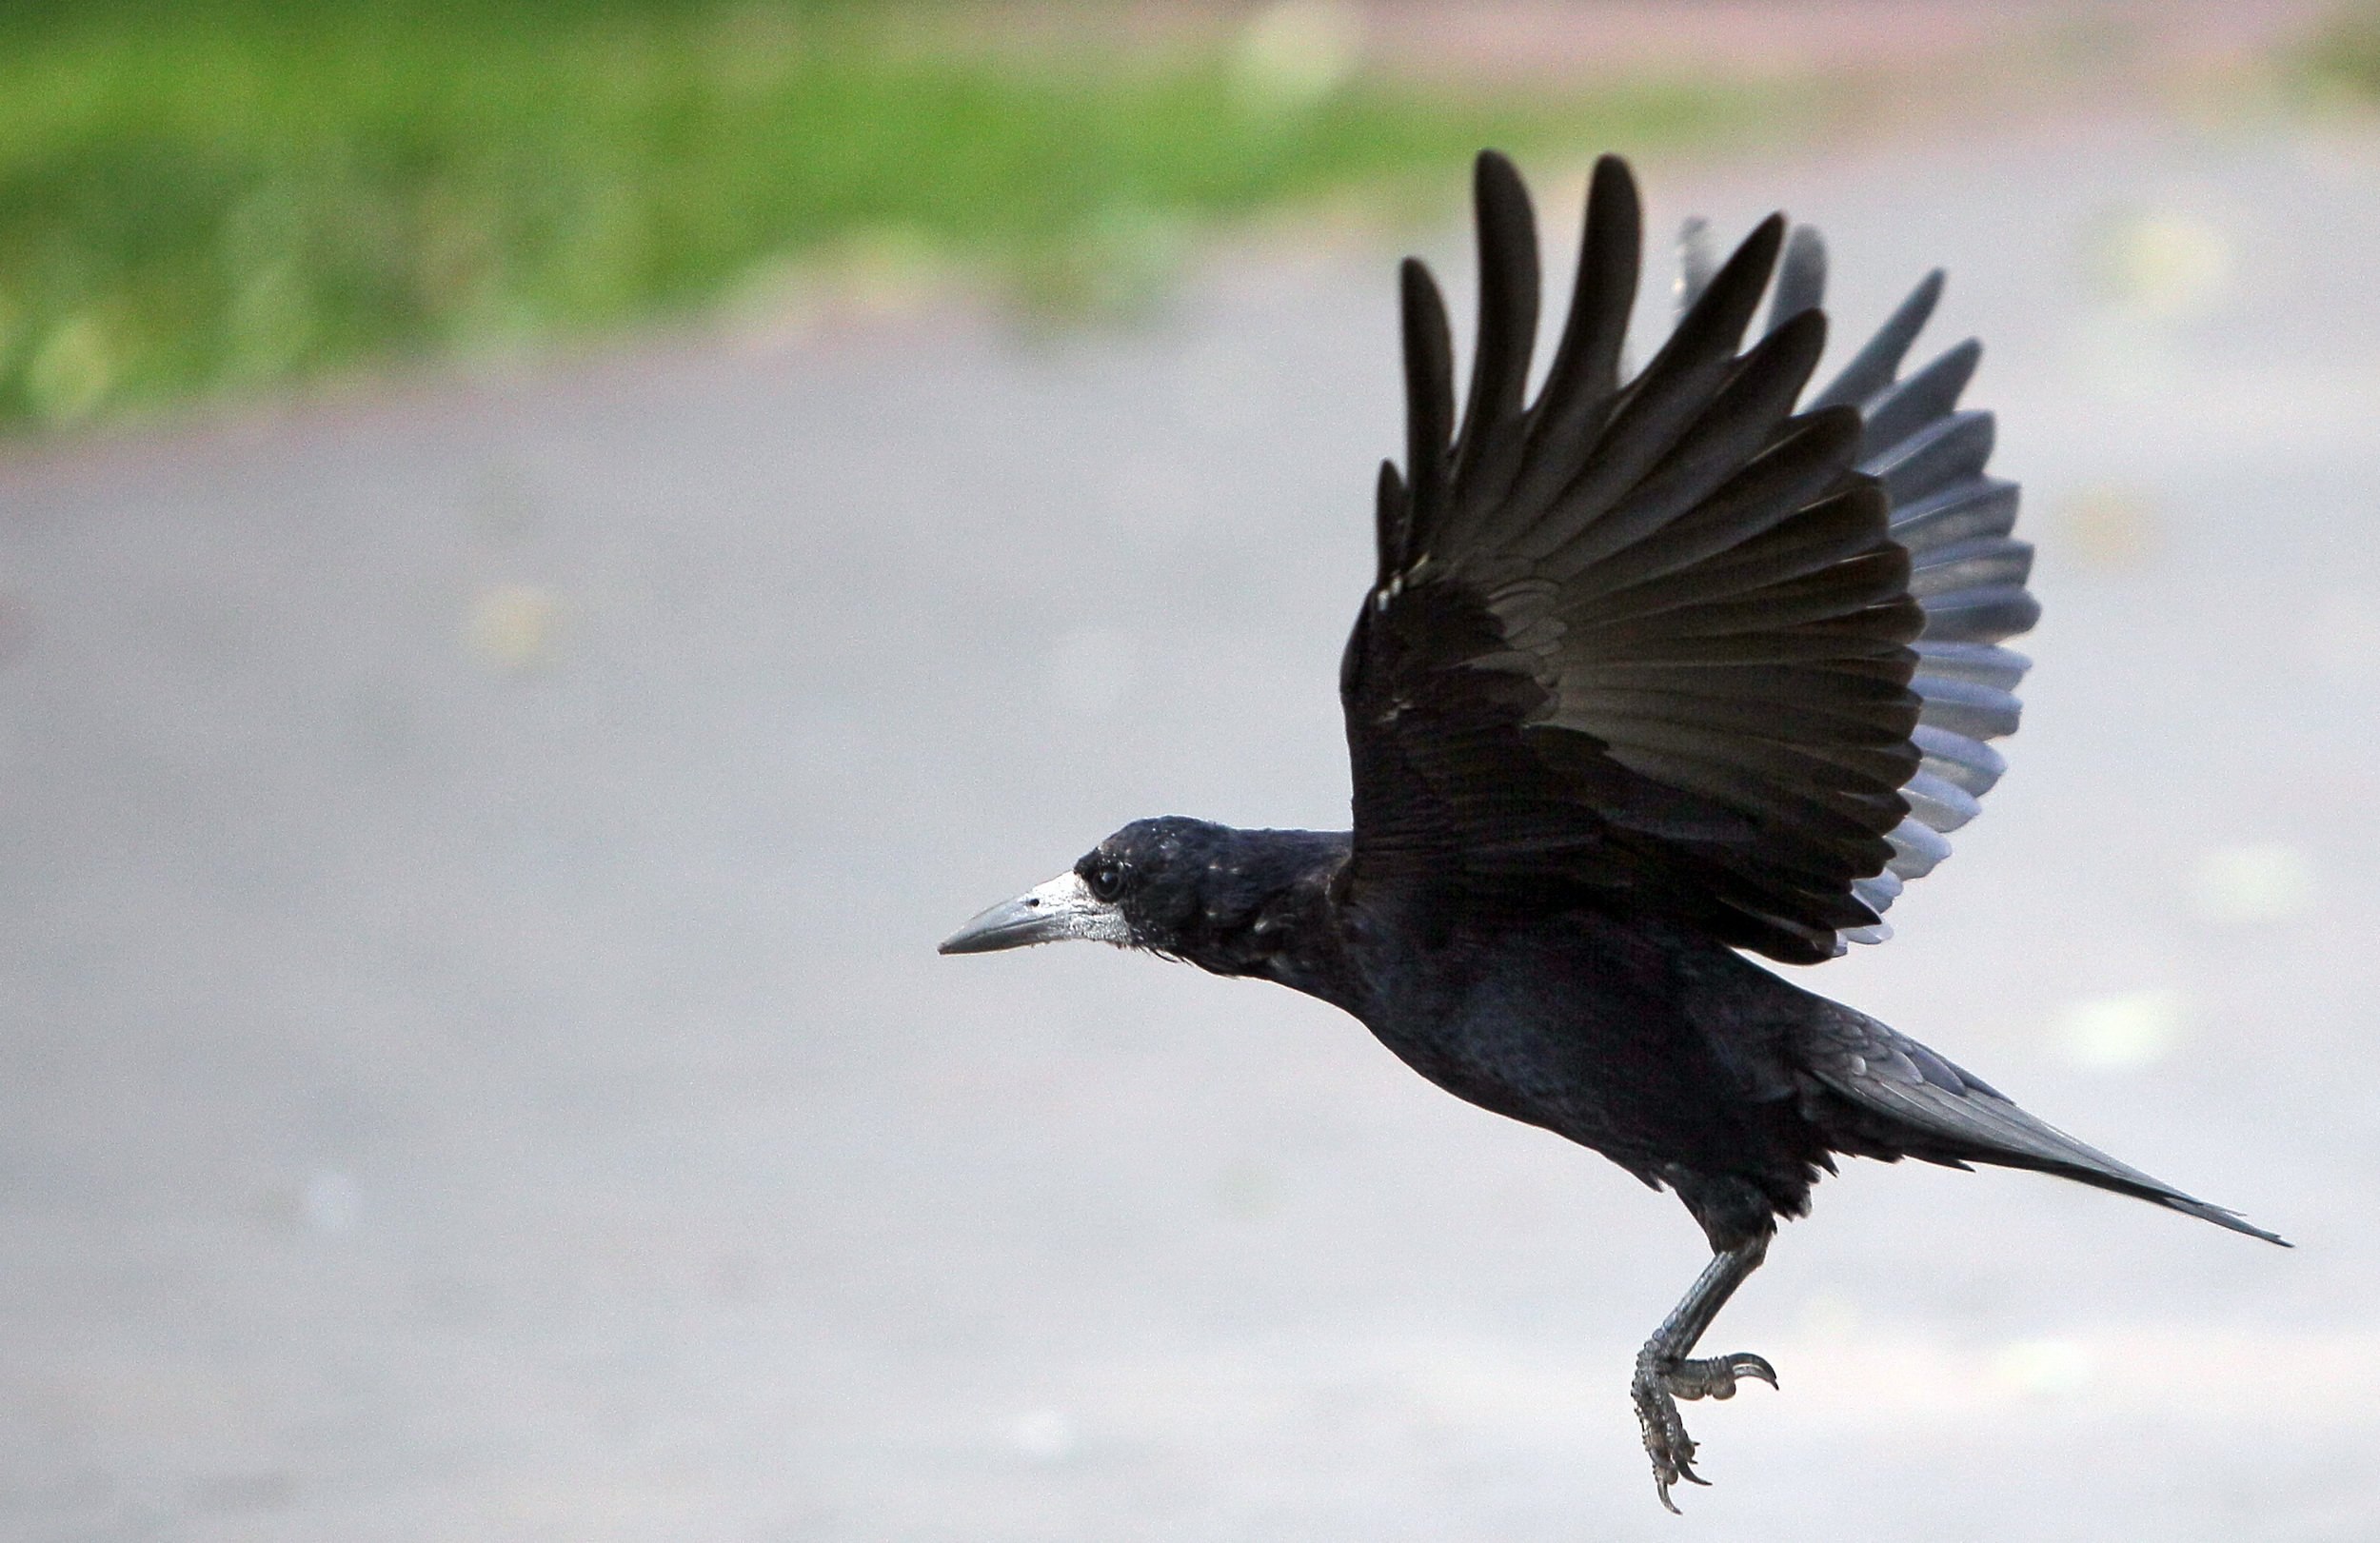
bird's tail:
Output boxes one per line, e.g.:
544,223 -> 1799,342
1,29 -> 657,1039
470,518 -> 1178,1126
1956,1121 -> 2289,1246
1804,1008 -> 2288,1246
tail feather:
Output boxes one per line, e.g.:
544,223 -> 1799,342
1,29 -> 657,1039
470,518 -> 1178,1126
1957,1124 -> 2289,1246
1802,1006 -> 2288,1246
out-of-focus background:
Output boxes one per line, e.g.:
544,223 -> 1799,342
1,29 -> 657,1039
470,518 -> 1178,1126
4,2 -> 2380,1539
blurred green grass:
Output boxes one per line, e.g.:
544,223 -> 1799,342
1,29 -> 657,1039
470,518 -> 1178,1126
0,0 -> 1786,434
2307,2 -> 2380,97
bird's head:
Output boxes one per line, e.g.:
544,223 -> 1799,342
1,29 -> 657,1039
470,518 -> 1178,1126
938,816 -> 1346,977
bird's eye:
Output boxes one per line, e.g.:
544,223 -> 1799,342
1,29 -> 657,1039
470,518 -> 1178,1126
1086,863 -> 1126,902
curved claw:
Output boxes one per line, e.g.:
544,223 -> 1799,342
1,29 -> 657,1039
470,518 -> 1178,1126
1665,1349 -> 1781,1402
1634,1346 -> 1780,1508
1634,1365 -> 1710,1512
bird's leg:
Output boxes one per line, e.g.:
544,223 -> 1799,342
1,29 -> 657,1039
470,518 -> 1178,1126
1629,1236 -> 1775,1513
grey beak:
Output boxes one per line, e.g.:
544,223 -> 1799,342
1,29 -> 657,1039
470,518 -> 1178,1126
939,870 -> 1129,955
938,894 -> 1061,955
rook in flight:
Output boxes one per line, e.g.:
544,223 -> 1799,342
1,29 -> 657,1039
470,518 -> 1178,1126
942,152 -> 2283,1510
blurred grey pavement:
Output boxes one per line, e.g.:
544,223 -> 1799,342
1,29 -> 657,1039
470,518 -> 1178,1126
4,118 -> 2379,1540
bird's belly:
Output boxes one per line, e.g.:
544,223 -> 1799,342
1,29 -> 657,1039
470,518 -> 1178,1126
1352,924 -> 1798,1186
1361,979 -> 1672,1156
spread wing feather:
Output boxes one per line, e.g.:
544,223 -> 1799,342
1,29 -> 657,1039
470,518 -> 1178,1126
1340,151 -> 2035,963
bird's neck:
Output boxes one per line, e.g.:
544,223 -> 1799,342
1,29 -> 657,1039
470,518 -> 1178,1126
1160,827 -> 1366,1012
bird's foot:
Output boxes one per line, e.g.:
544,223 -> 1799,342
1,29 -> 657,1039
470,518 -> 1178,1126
1631,1349 -> 1777,1513
1666,1350 -> 1776,1402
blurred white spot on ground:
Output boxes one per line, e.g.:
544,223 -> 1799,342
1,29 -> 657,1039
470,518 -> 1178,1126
2189,841 -> 2316,924
1232,1 -> 1363,108
1045,626 -> 1138,715
2297,590 -> 2380,686
2055,484 -> 2158,569
1991,1336 -> 2096,1399
2081,206 -> 2232,320
2056,987 -> 2187,1071
301,1170 -> 360,1236
466,584 -> 561,671
1007,1408 -> 1079,1462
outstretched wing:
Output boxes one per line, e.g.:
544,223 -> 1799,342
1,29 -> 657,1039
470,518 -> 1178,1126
1339,152 -> 2033,964
1681,218 -> 2037,940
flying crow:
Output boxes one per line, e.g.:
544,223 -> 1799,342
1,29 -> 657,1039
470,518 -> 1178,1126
941,151 -> 2284,1510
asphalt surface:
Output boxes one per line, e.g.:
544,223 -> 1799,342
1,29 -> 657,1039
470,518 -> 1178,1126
3,118 -> 2377,1541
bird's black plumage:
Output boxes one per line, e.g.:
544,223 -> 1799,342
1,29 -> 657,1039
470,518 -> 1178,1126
942,151 -> 2282,1511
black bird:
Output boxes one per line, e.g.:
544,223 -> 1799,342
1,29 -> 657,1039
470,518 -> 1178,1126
941,152 -> 2284,1509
